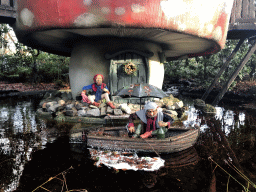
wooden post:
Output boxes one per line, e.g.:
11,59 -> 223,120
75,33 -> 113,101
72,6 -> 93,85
201,38 -> 246,101
212,41 -> 256,106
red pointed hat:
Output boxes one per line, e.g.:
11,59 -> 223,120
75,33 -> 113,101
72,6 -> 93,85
93,74 -> 104,83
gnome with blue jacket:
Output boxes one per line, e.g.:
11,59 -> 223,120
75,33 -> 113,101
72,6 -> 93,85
81,74 -> 116,109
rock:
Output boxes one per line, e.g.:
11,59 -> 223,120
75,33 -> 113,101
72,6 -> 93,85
54,97 -> 61,102
62,96 -> 69,102
128,103 -> 140,112
86,108 -> 101,117
166,105 -> 175,110
165,110 -> 178,116
80,106 -> 88,110
54,112 -> 66,123
52,90 -> 62,98
66,108 -> 78,116
39,99 -> 49,108
42,102 -> 47,109
89,105 -> 98,109
114,109 -> 123,116
58,99 -> 66,106
46,101 -> 58,108
66,104 -> 74,110
75,102 -> 83,110
100,107 -> 107,116
162,95 -> 175,107
66,100 -> 73,105
154,100 -> 164,108
194,99 -> 205,106
174,101 -> 183,109
61,92 -> 69,101
72,123 -> 82,129
99,102 -> 107,109
81,101 -> 90,107
106,106 -> 114,114
47,104 -> 61,113
203,104 -> 216,113
120,103 -> 131,114
67,92 -> 73,100
43,92 -> 51,99
77,109 -> 87,117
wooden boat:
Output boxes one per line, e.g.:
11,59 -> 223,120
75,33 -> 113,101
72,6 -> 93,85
82,125 -> 200,154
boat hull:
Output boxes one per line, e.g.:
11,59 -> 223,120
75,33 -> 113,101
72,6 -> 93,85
85,127 -> 200,153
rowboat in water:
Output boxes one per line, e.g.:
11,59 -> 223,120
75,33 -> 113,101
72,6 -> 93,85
79,125 -> 200,154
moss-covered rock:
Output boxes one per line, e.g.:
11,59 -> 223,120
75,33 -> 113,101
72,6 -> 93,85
203,104 -> 216,113
194,99 -> 205,106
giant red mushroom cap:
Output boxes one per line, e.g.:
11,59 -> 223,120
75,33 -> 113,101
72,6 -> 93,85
14,0 -> 234,60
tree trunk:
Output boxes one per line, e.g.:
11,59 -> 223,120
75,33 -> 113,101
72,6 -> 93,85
212,40 -> 256,106
201,38 -> 246,101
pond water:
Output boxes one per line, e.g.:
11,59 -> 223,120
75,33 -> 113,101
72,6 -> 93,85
0,94 -> 256,192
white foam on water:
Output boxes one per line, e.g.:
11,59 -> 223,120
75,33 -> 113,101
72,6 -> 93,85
89,149 -> 165,171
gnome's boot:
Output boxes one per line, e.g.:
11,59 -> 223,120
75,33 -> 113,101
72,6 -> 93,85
93,102 -> 100,107
107,102 -> 116,109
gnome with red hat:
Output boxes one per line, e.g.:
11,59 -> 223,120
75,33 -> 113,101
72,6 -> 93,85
81,74 -> 116,109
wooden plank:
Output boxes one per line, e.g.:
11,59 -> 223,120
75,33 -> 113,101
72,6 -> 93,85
140,63 -> 147,83
131,53 -> 138,63
230,0 -> 237,24
235,18 -> 256,23
88,129 -> 198,143
110,61 -> 118,95
131,55 -> 141,84
109,62 -> 114,95
249,0 -> 255,18
236,0 -> 242,19
242,0 -> 249,18
87,139 -> 197,153
117,63 -> 126,91
125,53 -> 134,84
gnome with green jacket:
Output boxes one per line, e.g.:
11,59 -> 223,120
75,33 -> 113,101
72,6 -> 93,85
127,102 -> 174,139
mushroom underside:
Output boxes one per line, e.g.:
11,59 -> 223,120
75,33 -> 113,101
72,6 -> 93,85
19,27 -> 217,59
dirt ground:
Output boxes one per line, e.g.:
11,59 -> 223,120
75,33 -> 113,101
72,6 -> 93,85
0,81 -> 70,92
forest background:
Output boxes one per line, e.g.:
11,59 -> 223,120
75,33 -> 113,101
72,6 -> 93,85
0,24 -> 255,92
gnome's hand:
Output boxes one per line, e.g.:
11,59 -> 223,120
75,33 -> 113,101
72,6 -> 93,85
158,121 -> 168,127
140,131 -> 152,139
128,126 -> 135,133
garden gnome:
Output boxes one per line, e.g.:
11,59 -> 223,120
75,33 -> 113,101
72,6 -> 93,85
127,102 -> 173,138
81,74 -> 116,109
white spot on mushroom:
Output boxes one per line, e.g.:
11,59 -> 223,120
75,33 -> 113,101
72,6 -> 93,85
83,0 -> 92,6
212,26 -> 222,41
20,8 -> 34,27
74,13 -> 100,27
101,7 -> 110,15
115,7 -> 125,16
177,23 -> 186,32
206,24 -> 214,34
160,0 -> 188,18
131,4 -> 145,13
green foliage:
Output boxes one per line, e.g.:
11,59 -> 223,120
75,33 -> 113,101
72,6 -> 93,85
165,39 -> 254,90
0,24 -> 70,83
0,51 -> 70,83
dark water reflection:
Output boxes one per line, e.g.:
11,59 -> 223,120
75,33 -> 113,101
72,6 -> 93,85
0,96 -> 256,191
